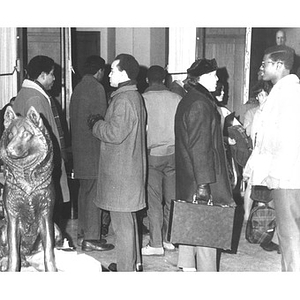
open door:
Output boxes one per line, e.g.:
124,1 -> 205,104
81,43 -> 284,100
71,29 -> 101,88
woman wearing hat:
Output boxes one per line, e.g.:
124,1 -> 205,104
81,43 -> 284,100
174,58 -> 235,271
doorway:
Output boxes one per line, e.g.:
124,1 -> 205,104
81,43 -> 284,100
71,30 -> 101,88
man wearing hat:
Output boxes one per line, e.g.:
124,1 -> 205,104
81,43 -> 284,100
89,53 -> 146,271
249,45 -> 300,271
175,58 -> 234,271
70,55 -> 114,252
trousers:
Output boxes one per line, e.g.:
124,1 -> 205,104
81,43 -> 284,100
272,189 -> 300,271
78,179 -> 101,240
177,244 -> 217,271
110,211 -> 141,271
147,154 -> 175,247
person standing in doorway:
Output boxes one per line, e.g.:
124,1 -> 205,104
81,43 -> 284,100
70,55 -> 114,252
88,53 -> 147,271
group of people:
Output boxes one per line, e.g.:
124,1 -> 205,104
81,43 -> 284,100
2,36 -> 300,272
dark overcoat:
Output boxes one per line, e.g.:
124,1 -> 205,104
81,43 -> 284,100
70,75 -> 107,179
174,83 -> 234,206
92,84 -> 147,212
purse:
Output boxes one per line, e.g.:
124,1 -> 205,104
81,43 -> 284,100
250,185 -> 273,203
167,197 -> 236,250
245,202 -> 276,244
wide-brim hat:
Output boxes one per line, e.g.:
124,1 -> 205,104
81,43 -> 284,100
187,58 -> 218,77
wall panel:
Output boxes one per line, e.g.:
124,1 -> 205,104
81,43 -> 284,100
204,28 -> 246,120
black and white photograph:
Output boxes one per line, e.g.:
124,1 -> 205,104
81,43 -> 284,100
0,1 -> 299,299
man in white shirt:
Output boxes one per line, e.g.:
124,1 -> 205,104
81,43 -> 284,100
249,45 -> 300,271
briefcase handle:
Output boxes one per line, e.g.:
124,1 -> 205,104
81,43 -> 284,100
192,193 -> 214,206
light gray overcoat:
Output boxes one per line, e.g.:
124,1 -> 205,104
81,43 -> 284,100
92,84 -> 147,212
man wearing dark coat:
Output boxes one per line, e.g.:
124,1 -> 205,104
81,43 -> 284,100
70,55 -> 113,252
174,58 -> 235,271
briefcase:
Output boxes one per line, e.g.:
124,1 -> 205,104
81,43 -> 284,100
167,199 -> 235,250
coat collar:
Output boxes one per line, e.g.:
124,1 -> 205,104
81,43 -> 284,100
111,82 -> 138,98
82,74 -> 98,83
22,79 -> 51,105
273,73 -> 300,89
144,83 -> 168,93
187,82 -> 217,103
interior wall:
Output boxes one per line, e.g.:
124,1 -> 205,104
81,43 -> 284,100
115,28 -> 151,67
0,28 -> 18,108
204,28 -> 246,120
27,28 -> 61,63
27,28 -> 62,104
284,28 -> 300,55
76,27 -> 167,67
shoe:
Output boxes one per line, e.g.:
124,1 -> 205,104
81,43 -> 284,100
136,263 -> 143,272
182,267 -> 196,272
107,263 -> 143,272
141,244 -> 164,256
163,242 -> 175,251
82,239 -> 114,252
108,263 -> 117,272
78,237 -> 107,247
260,241 -> 281,254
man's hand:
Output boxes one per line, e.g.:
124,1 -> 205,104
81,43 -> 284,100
228,137 -> 236,145
193,184 -> 212,204
87,114 -> 103,130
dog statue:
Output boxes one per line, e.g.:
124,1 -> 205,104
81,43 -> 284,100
0,106 -> 60,271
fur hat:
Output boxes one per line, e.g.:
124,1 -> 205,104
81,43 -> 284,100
187,58 -> 218,77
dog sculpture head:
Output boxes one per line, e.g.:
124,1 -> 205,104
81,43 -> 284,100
0,106 -> 53,171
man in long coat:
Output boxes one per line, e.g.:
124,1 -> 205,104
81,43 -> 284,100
175,58 -> 235,271
89,53 -> 146,271
70,55 -> 113,251
13,55 -> 70,228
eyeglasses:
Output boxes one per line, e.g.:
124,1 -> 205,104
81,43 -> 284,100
261,60 -> 283,69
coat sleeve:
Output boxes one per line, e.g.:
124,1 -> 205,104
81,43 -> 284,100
186,101 -> 216,185
92,96 -> 135,145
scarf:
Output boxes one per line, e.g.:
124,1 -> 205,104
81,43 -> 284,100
24,79 -> 66,152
